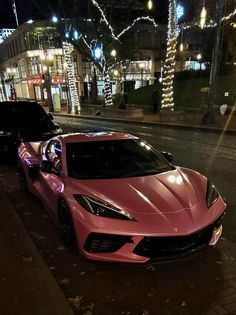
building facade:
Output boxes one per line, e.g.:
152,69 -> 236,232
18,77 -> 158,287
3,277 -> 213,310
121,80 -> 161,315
0,18 -> 207,105
0,20 -> 85,107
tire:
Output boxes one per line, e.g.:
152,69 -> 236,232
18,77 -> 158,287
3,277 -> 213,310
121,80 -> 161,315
58,200 -> 77,252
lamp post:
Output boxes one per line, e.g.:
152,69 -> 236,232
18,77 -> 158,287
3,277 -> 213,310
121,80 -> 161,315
113,69 -> 121,94
202,0 -> 224,125
196,53 -> 202,70
121,65 -> 127,93
40,52 -> 54,112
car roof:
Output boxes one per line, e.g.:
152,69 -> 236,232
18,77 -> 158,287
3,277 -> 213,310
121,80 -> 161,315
0,101 -> 42,109
57,132 -> 138,143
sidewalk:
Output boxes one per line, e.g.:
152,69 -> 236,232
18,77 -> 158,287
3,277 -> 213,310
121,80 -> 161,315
52,107 -> 236,135
0,187 -> 75,315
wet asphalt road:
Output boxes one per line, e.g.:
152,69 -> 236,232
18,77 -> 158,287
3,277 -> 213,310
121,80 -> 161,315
1,118 -> 236,315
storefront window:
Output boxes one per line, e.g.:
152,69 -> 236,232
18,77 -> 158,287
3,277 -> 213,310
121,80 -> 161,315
25,27 -> 61,51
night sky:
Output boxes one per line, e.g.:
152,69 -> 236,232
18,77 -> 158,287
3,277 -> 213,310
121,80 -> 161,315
0,0 -> 218,29
0,0 -> 92,27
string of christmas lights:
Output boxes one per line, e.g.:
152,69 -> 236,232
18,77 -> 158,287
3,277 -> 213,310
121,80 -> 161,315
103,64 -> 113,107
108,59 -> 130,71
118,16 -> 158,38
200,6 -> 207,29
79,1 -> 159,108
87,0 -> 235,112
63,41 -> 80,114
81,36 -> 92,52
183,7 -> 236,30
0,71 -> 7,101
0,85 -> 6,101
222,8 -> 236,22
161,0 -> 177,110
160,2 -> 236,112
90,0 -> 118,40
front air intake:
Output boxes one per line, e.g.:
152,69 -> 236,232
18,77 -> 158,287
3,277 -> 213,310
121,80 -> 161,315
84,233 -> 133,253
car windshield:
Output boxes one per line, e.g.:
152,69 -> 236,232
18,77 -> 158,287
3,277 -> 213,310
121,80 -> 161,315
66,139 -> 174,180
0,102 -> 49,130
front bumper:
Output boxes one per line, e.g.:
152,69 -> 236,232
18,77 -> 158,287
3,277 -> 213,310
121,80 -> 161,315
78,212 -> 225,263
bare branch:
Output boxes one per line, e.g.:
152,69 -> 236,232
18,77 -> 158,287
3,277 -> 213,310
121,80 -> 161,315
117,16 -> 158,39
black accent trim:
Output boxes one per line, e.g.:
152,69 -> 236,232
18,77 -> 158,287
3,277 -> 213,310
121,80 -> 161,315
133,213 -> 225,261
84,233 -> 133,253
133,225 -> 213,260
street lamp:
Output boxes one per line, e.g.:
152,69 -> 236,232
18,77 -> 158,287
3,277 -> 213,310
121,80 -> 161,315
111,49 -> 117,58
120,65 -> 127,93
196,53 -> 203,70
52,15 -> 58,23
113,69 -> 119,77
196,53 -> 202,60
40,52 -> 54,112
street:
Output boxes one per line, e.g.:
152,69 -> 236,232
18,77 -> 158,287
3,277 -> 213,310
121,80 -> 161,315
1,118 -> 236,315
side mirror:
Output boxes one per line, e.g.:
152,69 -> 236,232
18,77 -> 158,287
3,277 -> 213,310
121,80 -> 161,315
48,113 -> 54,120
41,160 -> 60,175
161,151 -> 173,163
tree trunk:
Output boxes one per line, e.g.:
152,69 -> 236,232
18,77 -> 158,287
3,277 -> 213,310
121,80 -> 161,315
63,41 -> 80,114
161,0 -> 177,110
91,64 -> 98,104
103,64 -> 113,107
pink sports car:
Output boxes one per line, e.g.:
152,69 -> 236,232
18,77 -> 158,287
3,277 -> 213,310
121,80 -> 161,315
18,132 -> 226,263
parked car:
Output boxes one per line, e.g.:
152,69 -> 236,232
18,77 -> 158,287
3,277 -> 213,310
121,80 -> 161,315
18,132 -> 226,263
0,101 -> 62,161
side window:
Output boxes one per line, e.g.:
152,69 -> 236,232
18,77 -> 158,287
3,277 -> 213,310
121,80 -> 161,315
46,140 -> 62,172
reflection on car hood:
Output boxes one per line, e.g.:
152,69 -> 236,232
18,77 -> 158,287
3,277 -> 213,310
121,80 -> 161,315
71,168 -> 200,215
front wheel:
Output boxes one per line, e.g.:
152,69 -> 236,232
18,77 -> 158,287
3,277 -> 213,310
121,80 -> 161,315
58,200 -> 77,252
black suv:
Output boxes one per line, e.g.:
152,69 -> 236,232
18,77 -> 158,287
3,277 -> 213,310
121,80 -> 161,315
0,101 -> 63,161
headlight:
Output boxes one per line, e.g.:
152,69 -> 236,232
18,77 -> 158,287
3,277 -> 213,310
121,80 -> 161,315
74,195 -> 135,221
206,180 -> 219,208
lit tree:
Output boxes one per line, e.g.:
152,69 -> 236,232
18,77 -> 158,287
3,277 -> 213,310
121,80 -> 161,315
161,0 -> 179,110
161,1 -> 236,111
63,41 -> 81,114
62,0 -> 158,107
0,62 -> 7,101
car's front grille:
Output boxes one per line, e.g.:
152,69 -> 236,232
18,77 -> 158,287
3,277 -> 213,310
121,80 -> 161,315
133,224 -> 214,260
84,233 -> 133,253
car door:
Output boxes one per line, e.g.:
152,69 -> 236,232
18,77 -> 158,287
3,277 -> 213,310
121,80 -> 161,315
38,139 -> 64,217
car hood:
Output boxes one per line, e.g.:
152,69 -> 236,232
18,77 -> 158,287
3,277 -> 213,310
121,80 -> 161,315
70,168 -> 200,215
